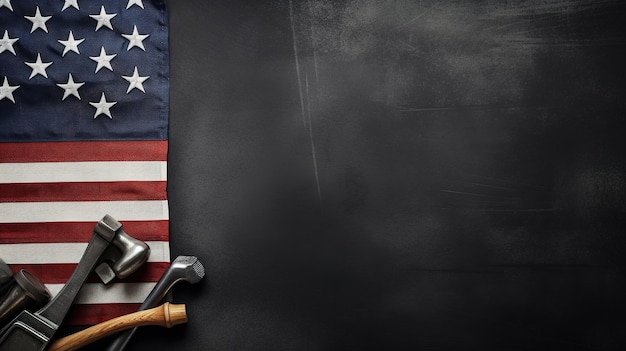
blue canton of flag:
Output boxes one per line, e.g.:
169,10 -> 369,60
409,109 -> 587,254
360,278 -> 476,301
0,0 -> 168,140
0,0 -> 170,326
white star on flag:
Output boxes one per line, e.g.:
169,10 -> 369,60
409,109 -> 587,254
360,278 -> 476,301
0,0 -> 13,12
89,47 -> 116,73
0,76 -> 19,103
58,31 -> 85,56
57,73 -> 84,100
122,66 -> 149,93
0,30 -> 19,56
24,53 -> 52,79
24,6 -> 52,33
89,92 -> 117,119
122,25 -> 149,51
89,6 -> 117,31
127,0 -> 144,9
62,0 -> 79,11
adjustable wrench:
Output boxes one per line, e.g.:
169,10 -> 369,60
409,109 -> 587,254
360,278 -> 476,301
0,215 -> 149,351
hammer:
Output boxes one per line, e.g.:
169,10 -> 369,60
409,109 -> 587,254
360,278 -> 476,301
106,256 -> 205,351
0,215 -> 150,351
47,302 -> 187,351
0,270 -> 50,326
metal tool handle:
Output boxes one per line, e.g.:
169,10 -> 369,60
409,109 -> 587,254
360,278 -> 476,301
103,277 -> 175,351
0,216 -> 148,351
105,256 -> 204,351
35,216 -> 119,326
47,303 -> 187,351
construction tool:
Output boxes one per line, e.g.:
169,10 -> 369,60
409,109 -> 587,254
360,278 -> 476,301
47,302 -> 187,351
0,270 -> 50,326
0,215 -> 150,351
105,255 -> 205,351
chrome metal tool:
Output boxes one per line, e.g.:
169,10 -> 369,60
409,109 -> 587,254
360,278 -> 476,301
0,270 -> 50,326
105,255 -> 205,351
0,215 -> 150,351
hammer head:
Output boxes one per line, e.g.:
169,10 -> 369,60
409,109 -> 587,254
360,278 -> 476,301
170,256 -> 205,284
94,217 -> 150,284
0,270 -> 50,325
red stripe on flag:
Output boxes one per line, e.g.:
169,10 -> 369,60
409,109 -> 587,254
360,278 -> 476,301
0,220 -> 169,244
0,141 -> 170,326
0,181 -> 167,202
0,141 -> 168,162
65,303 -> 142,326
8,262 -> 169,284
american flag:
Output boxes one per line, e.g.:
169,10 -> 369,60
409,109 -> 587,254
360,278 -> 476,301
0,0 -> 170,325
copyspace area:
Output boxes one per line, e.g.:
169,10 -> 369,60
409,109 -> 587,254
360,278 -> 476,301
129,1 -> 626,350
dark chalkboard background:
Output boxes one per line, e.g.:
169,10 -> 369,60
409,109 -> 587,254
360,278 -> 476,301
84,1 -> 626,350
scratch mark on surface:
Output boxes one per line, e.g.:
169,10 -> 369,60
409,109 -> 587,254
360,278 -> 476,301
305,73 -> 322,205
406,268 -> 506,275
489,10 -> 566,32
489,263 -> 606,269
466,182 -> 528,191
399,40 -> 418,51
396,104 -> 558,113
489,0 -> 620,17
289,0 -> 307,126
442,208 -> 555,213
291,0 -> 321,205
440,189 -> 519,200
462,173 -> 550,190
312,43 -> 319,84
397,2 -> 440,28
306,5 -> 320,85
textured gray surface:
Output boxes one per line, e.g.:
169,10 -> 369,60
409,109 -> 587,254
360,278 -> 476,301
92,1 -> 626,350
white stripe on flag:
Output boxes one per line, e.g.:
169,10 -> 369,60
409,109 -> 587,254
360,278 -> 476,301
46,282 -> 156,304
0,200 -> 169,223
0,241 -> 170,264
0,161 -> 167,183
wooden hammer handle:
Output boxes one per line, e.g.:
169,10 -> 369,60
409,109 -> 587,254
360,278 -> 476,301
47,302 -> 187,351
